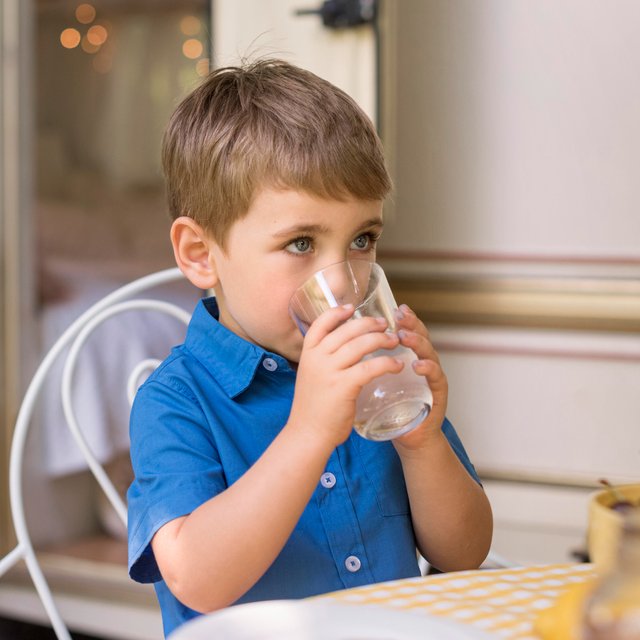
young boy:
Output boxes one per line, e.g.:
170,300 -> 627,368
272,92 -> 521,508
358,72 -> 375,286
127,59 -> 492,637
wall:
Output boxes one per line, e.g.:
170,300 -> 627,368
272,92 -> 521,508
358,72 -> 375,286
212,0 -> 376,120
380,0 -> 640,564
1,0 -> 36,556
382,0 -> 640,256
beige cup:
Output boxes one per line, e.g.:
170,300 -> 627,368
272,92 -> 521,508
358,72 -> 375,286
588,483 -> 640,572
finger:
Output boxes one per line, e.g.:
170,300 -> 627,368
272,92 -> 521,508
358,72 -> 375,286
346,353 -> 405,388
412,358 -> 447,395
319,315 -> 390,354
412,359 -> 448,422
398,329 -> 440,365
394,304 -> 429,340
332,330 -> 400,368
302,304 -> 356,348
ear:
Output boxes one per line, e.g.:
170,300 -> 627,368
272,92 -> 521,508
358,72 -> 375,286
170,217 -> 219,290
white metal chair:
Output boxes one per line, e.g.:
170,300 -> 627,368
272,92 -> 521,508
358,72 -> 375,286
0,268 -> 192,640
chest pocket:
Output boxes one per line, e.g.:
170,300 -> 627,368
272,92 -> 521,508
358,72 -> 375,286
355,438 -> 410,517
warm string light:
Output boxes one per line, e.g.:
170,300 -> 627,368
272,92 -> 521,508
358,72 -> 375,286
87,24 -> 108,46
75,3 -> 96,25
195,58 -> 210,77
60,27 -> 81,49
180,15 -> 201,36
180,15 -> 208,77
61,7 -> 208,77
59,3 -> 115,73
182,38 -> 203,60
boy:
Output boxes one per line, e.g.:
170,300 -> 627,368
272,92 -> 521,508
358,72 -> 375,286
127,59 -> 492,637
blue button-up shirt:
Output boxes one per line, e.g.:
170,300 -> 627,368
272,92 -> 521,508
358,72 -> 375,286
127,298 -> 480,637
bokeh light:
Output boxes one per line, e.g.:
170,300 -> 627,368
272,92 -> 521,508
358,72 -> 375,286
81,35 -> 100,54
195,58 -> 210,77
60,28 -> 81,49
87,24 -> 108,46
180,15 -> 201,36
182,38 -> 203,59
75,3 -> 96,24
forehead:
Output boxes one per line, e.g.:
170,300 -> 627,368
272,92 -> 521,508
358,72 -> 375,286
240,187 -> 384,232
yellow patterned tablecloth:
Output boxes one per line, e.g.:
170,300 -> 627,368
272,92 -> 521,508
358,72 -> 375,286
321,563 -> 596,639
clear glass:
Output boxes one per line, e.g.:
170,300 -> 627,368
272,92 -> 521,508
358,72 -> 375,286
289,260 -> 433,441
582,511 -> 640,640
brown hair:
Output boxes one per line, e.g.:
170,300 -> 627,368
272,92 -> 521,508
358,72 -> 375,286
162,58 -> 391,247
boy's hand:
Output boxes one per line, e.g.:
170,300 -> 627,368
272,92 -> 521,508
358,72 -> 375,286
289,304 -> 404,450
392,304 -> 449,452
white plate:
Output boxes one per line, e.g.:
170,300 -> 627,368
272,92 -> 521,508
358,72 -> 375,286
170,599 -> 494,640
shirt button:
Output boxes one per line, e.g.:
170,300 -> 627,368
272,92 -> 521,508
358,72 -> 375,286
320,472 -> 336,489
262,357 -> 278,372
345,555 -> 361,573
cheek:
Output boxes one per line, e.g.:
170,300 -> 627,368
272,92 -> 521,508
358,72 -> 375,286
271,284 -> 299,326
242,280 -> 296,329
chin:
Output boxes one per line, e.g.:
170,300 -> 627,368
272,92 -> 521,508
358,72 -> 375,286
259,333 -> 299,362
280,348 -> 301,365
276,341 -> 302,365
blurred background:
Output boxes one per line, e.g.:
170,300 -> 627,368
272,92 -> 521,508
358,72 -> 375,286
1,1 -> 639,637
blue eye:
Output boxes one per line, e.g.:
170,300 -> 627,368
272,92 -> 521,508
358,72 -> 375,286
286,237 -> 312,254
351,233 -> 376,251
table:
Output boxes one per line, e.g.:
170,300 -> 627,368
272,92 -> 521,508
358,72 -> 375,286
172,563 -> 597,639
319,562 -> 596,640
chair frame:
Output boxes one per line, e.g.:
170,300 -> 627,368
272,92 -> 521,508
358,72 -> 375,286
0,268 -> 190,640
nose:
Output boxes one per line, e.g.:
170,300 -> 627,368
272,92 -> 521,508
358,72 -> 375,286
314,260 -> 373,308
290,260 -> 376,333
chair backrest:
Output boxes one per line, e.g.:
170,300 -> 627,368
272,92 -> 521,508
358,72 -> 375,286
0,268 -> 193,640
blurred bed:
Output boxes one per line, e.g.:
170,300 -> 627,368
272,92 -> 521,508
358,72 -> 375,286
28,196 -> 200,546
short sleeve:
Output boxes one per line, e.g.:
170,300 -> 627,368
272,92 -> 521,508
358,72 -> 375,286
127,376 -> 227,583
441,417 -> 482,485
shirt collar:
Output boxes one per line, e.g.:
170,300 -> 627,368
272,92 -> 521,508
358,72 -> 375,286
184,297 -> 292,398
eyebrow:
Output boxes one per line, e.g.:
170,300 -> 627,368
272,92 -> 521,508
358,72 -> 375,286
357,217 -> 385,233
272,218 -> 384,238
272,223 -> 330,238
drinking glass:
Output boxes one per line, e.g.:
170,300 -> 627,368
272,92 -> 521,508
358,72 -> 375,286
289,260 -> 433,441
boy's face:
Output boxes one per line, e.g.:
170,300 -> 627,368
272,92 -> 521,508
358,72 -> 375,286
209,187 -> 384,363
